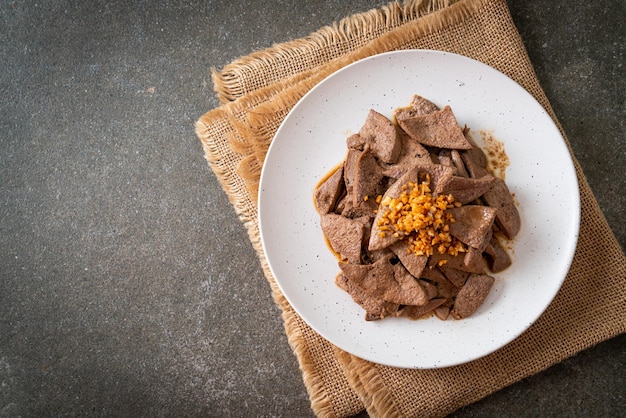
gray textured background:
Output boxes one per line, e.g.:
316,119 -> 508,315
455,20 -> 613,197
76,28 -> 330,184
1,1 -> 624,416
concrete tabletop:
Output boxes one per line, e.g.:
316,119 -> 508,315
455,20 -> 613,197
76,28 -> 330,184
1,1 -> 624,416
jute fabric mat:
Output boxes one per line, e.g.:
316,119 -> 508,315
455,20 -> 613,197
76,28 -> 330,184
195,0 -> 626,416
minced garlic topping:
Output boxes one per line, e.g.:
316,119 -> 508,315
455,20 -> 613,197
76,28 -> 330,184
375,176 -> 466,258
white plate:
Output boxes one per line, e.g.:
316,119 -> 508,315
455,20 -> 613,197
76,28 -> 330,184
258,50 -> 580,369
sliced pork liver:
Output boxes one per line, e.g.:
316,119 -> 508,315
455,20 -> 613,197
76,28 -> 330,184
434,306 -> 451,320
447,205 -> 497,250
314,166 -> 345,214
339,254 -> 428,306
343,148 -> 361,198
363,248 -> 395,264
464,158 -> 521,239
398,106 -> 472,150
464,247 -> 488,272
380,131 -> 432,179
341,199 -> 377,221
435,174 -> 496,204
390,240 -> 427,278
483,236 -> 512,273
482,178 -> 521,239
428,252 -> 485,274
352,147 -> 385,205
320,213 -> 366,264
399,130 -> 431,160
451,149 -> 470,177
335,274 -> 399,321
451,274 -> 495,319
420,265 -> 453,286
419,279 -> 438,300
461,131 -> 488,168
382,159 -> 454,193
368,167 -> 419,251
397,298 -> 446,320
439,266 -> 470,288
432,272 -> 459,301
317,95 -> 520,321
437,149 -> 454,168
425,164 -> 456,194
348,109 -> 401,163
393,94 -> 440,122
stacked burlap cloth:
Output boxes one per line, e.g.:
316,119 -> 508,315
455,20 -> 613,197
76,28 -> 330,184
195,0 -> 626,416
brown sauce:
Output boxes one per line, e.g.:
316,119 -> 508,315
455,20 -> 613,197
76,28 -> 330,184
479,130 -> 517,255
313,161 -> 344,261
480,130 -> 510,180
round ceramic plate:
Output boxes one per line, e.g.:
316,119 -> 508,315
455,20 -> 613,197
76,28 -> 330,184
258,50 -> 580,369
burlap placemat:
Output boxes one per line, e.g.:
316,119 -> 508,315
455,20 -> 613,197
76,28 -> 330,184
195,0 -> 626,416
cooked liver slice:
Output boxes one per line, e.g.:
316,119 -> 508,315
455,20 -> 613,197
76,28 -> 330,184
334,194 -> 348,214
398,106 -> 472,150
343,148 -> 361,198
464,158 -> 521,239
399,131 -> 431,160
397,298 -> 446,320
346,133 -> 363,149
435,174 -> 496,204
364,248 -> 395,264
438,149 -> 454,168
428,252 -> 485,274
314,166 -> 345,214
433,273 -> 459,301
482,178 -> 521,239
368,167 -> 419,251
383,159 -> 455,193
341,198 -> 378,220
380,131 -> 432,179
461,132 -> 488,168
447,205 -> 498,250
339,254 -> 429,306
348,109 -> 401,164
439,266 -> 470,288
434,305 -> 451,320
418,279 -> 437,300
420,266 -> 458,305
419,265 -> 448,283
335,274 -> 399,321
352,147 -> 385,205
451,150 -> 470,177
424,164 -> 455,193
451,274 -> 495,319
390,240 -> 427,278
320,213 -> 366,264
483,236 -> 512,273
394,94 -> 440,122
464,247 -> 488,272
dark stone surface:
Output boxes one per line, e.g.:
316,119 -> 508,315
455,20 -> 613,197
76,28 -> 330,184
0,1 -> 623,416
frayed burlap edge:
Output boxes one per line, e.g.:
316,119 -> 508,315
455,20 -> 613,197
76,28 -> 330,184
211,0 -> 463,103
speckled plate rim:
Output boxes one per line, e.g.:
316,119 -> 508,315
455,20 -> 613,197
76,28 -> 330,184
258,50 -> 580,369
